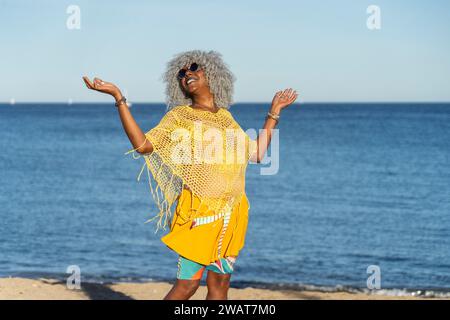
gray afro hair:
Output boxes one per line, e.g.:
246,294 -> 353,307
162,50 -> 236,111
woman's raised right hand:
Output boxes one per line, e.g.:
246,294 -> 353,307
83,76 -> 122,100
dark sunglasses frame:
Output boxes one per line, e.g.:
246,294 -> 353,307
177,63 -> 200,80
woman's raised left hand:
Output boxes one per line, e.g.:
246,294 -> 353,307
271,88 -> 298,113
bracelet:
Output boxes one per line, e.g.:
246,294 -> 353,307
115,96 -> 127,108
267,111 -> 280,122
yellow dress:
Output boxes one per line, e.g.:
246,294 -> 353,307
161,187 -> 250,265
125,105 -> 256,266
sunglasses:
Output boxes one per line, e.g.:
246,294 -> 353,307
177,62 -> 200,80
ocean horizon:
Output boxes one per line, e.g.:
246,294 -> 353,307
2,101 -> 450,105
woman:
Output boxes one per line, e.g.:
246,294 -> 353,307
83,50 -> 297,300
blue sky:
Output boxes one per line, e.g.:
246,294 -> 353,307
1,0 -> 449,103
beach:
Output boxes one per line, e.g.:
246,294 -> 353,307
0,277 -> 446,300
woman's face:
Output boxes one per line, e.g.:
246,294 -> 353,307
179,63 -> 209,96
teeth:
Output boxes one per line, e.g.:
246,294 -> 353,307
187,78 -> 196,84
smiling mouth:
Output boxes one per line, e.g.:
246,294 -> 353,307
186,77 -> 197,85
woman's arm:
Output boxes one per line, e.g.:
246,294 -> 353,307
82,76 -> 153,154
250,88 -> 298,163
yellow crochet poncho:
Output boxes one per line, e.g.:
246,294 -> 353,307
125,105 -> 257,234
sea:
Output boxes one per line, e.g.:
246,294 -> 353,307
0,102 -> 449,298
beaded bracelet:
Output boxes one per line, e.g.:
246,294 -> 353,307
115,96 -> 127,108
267,111 -> 280,122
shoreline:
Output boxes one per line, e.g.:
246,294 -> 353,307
1,277 -> 448,300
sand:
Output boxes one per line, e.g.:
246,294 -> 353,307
0,277 -> 446,300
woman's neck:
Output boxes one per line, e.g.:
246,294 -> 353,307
191,93 -> 217,111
